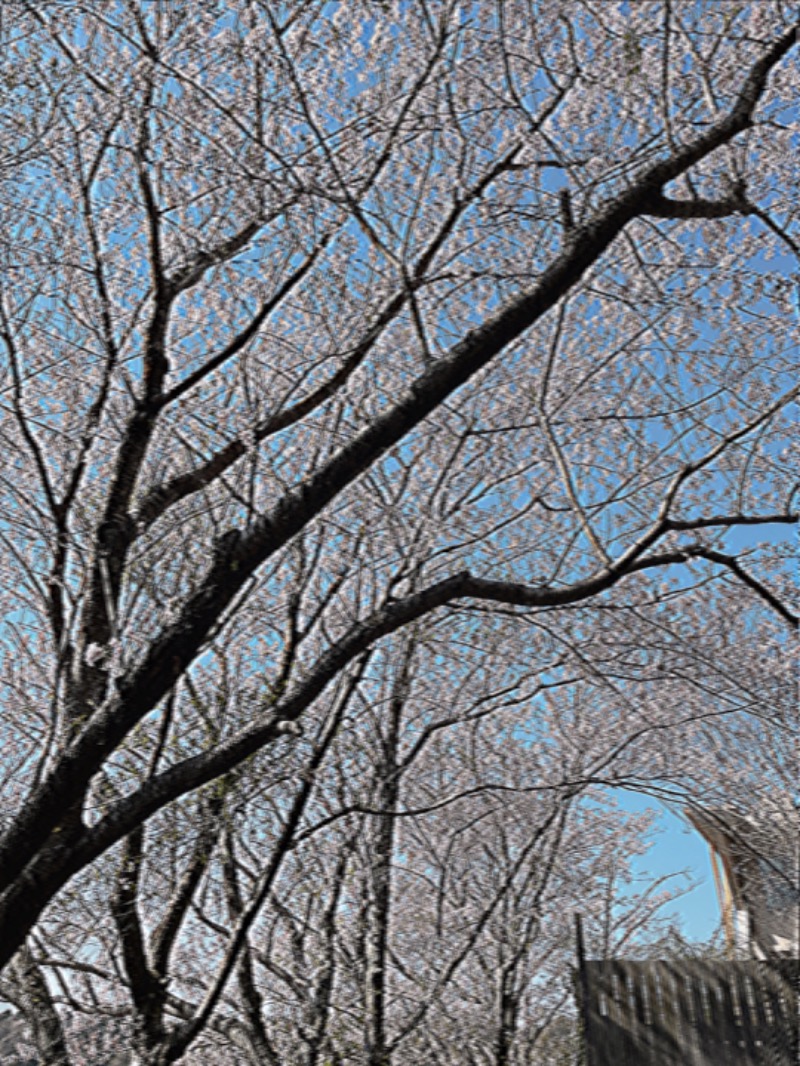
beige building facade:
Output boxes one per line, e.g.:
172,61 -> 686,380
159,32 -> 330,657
687,807 -> 799,959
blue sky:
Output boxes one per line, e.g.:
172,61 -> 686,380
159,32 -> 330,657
624,793 -> 720,941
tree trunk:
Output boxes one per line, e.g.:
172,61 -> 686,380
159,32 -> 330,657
10,944 -> 71,1066
364,646 -> 412,1066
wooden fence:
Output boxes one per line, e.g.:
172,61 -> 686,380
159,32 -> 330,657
576,958 -> 799,1066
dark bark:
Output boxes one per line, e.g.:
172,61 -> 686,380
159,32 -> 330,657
9,945 -> 71,1066
111,826 -> 168,1057
220,831 -> 281,1066
365,648 -> 411,1066
493,964 -> 518,1066
306,843 -> 353,1066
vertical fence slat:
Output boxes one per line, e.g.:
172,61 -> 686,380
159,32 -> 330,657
750,963 -> 773,1065
735,965 -> 761,1061
656,962 -> 686,1066
688,962 -> 714,1066
611,960 -> 636,1066
717,961 -> 746,1064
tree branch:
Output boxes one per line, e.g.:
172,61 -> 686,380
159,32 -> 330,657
9,944 -> 71,1066
687,547 -> 797,626
644,191 -> 749,219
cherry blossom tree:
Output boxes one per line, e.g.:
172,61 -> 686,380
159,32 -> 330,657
1,638 -> 697,1066
0,0 -> 797,1062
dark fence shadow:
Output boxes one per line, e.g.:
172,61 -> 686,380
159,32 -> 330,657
576,958 -> 799,1066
